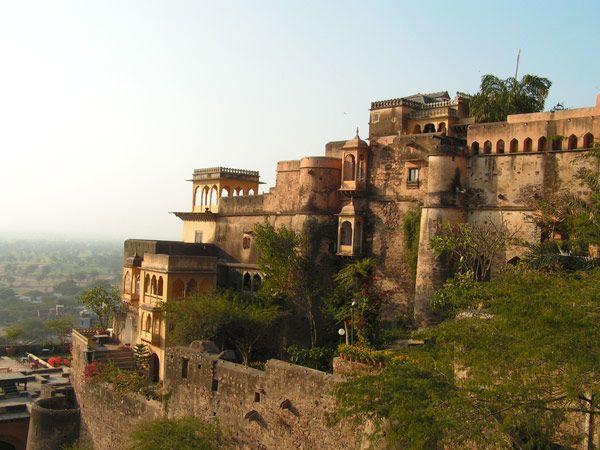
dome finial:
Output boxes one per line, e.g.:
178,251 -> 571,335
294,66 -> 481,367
356,127 -> 360,137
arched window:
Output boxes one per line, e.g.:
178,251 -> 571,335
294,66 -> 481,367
134,274 -> 140,295
248,188 -> 255,196
423,123 -> 436,133
496,140 -> 505,154
202,186 -> 210,207
523,138 -> 532,152
172,279 -> 184,298
340,221 -> 353,246
145,314 -> 152,332
567,134 -> 577,150
357,155 -> 365,180
123,272 -> 131,294
437,122 -> 446,134
509,139 -> 518,153
483,141 -> 492,154
552,137 -> 562,151
144,274 -> 150,293
185,279 -> 197,296
413,124 -> 421,134
151,275 -> 157,295
237,187 -> 244,196
209,186 -> 218,205
252,274 -> 262,292
221,187 -> 229,198
583,133 -> 594,148
471,141 -> 479,155
538,137 -> 547,151
242,235 -> 251,249
343,154 -> 356,181
194,186 -> 201,207
243,273 -> 252,291
157,277 -> 164,296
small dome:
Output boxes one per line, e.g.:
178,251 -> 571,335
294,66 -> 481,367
339,202 -> 358,216
342,129 -> 368,149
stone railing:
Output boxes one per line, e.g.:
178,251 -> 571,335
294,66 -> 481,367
410,108 -> 458,119
192,167 -> 259,180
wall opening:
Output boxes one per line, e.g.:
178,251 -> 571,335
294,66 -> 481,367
567,134 -> 578,150
483,141 -> 492,154
243,273 -> 252,291
523,138 -> 532,152
343,154 -> 355,181
583,133 -> 594,148
423,123 -> 435,133
412,124 -> 421,134
340,221 -> 353,246
509,138 -> 518,153
552,137 -> 562,151
538,136 -> 547,151
181,358 -> 189,379
496,139 -> 505,154
471,141 -> 479,155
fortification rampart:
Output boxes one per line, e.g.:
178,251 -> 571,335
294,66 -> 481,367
70,335 -> 366,450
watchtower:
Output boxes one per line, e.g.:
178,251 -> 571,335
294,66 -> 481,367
191,167 -> 260,213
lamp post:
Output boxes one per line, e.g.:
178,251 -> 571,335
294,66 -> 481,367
350,300 -> 358,345
338,328 -> 347,345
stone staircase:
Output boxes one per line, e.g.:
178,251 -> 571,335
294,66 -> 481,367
93,348 -> 136,371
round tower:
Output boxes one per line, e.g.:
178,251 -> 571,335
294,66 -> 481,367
26,396 -> 80,450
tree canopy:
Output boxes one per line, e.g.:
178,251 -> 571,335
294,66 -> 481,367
162,290 -> 282,365
470,74 -> 551,123
79,285 -> 121,331
334,268 -> 600,449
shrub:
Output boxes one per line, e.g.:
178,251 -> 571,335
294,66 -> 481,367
127,417 -> 224,450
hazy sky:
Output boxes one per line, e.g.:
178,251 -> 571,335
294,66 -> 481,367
2,0 -> 599,241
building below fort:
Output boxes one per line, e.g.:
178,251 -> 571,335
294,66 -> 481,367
117,91 -> 600,379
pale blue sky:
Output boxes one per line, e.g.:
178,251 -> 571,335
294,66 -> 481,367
1,0 -> 599,240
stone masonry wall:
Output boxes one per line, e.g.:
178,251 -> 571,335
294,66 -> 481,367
70,335 -> 365,450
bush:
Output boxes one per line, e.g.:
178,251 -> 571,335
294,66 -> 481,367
287,345 -> 336,372
127,417 -> 224,450
87,362 -> 162,400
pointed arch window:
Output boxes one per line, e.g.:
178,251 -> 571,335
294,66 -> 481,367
340,221 -> 353,246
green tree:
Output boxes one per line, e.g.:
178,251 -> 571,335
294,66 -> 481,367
430,218 -> 518,282
163,290 -> 282,366
470,74 -> 551,123
79,285 -> 121,331
44,316 -> 74,344
525,143 -> 600,270
331,258 -> 383,347
127,417 -> 224,450
254,221 -> 321,347
334,269 -> 600,449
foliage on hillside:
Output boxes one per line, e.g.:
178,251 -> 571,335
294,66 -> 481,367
334,268 -> 600,449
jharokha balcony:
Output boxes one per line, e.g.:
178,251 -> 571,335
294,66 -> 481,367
140,329 -> 160,346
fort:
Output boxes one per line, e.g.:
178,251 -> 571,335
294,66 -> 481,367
116,90 -> 600,379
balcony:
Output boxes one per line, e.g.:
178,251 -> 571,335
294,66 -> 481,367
140,329 -> 161,346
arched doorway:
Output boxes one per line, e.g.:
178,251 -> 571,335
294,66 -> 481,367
149,353 -> 160,383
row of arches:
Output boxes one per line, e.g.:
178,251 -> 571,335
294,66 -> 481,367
171,278 -> 205,298
193,185 -> 255,208
242,272 -> 262,292
472,133 -> 594,155
342,154 -> 366,182
412,122 -> 446,134
144,274 -> 164,297
140,311 -> 161,336
123,271 -> 140,295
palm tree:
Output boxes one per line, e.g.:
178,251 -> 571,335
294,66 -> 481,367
470,74 -> 551,123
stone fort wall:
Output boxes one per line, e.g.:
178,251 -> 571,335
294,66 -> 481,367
70,335 -> 366,450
